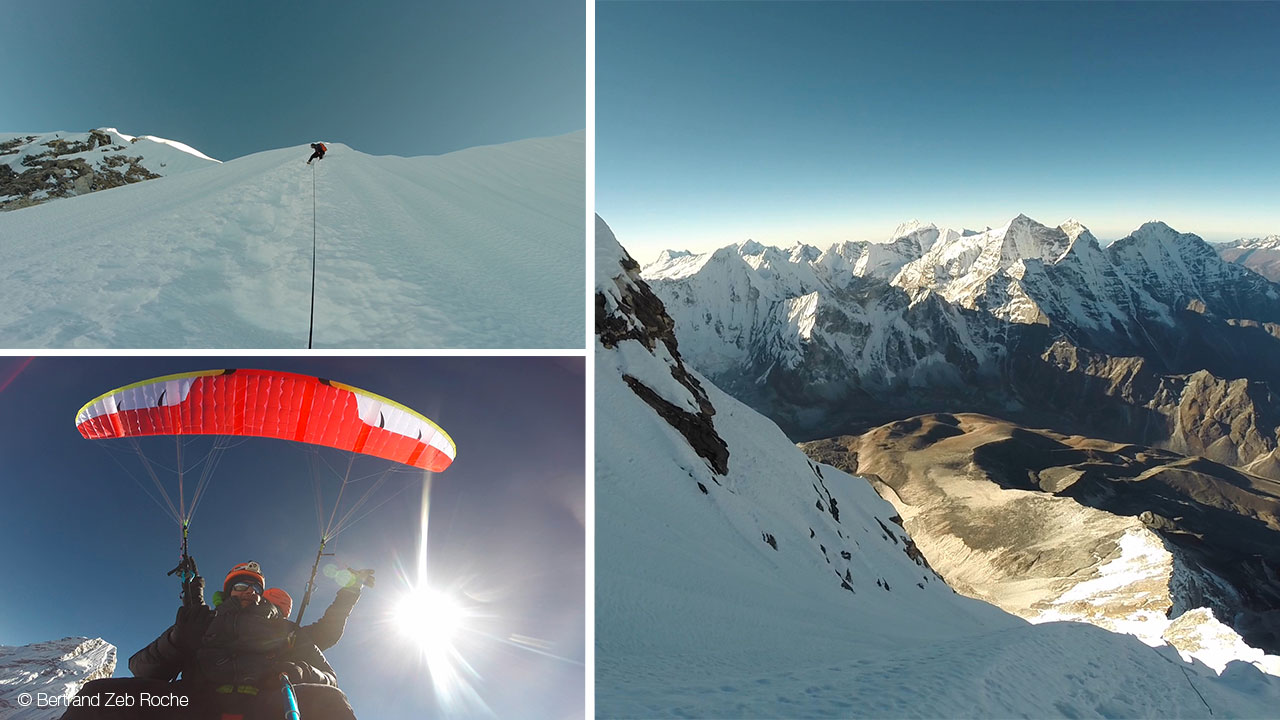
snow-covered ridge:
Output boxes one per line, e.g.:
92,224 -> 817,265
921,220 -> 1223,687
0,131 -> 585,348
0,637 -> 116,720
597,215 -> 1280,717
1218,235 -> 1280,251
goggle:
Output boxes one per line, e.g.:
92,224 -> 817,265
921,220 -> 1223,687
230,582 -> 263,594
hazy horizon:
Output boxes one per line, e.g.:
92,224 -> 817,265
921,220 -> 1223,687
1,0 -> 585,161
598,1 -> 1280,264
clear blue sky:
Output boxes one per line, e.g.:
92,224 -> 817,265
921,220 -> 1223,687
597,1 -> 1280,262
0,356 -> 584,719
1,0 -> 585,160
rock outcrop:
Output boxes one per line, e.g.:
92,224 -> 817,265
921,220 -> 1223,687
1,128 -> 217,212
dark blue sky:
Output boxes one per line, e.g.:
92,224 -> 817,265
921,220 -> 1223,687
598,1 -> 1280,261
0,356 -> 584,719
2,0 -> 585,160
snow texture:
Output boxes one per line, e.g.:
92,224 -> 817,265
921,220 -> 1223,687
0,637 -> 116,720
596,215 -> 1280,718
0,132 -> 585,348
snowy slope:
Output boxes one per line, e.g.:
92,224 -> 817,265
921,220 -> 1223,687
1216,236 -> 1280,282
0,132 -> 584,348
596,215 -> 1280,718
0,637 -> 116,720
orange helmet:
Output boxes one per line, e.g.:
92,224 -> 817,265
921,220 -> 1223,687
223,561 -> 265,594
264,587 -> 293,619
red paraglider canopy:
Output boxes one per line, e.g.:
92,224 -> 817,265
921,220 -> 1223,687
75,369 -> 455,472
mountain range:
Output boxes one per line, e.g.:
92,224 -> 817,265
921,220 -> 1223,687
596,215 -> 1280,716
641,214 -> 1280,480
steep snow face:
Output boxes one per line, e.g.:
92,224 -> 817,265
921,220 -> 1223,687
0,637 -> 116,720
1109,222 -> 1280,321
0,129 -> 219,211
640,223 -> 1006,394
596,216 -> 1280,718
0,132 -> 584,348
893,214 -> 1113,325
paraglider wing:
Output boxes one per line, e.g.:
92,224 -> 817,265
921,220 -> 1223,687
75,369 -> 456,472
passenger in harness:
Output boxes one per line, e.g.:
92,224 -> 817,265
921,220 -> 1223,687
307,143 -> 327,165
61,561 -> 360,720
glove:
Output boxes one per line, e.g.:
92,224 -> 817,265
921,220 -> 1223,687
173,604 -> 213,651
343,568 -> 375,589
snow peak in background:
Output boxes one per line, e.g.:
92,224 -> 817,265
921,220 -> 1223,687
0,128 -> 219,211
0,637 -> 116,720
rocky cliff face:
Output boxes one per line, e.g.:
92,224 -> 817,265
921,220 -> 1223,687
0,637 -> 116,720
597,215 -> 729,476
801,413 -> 1280,672
0,128 -> 217,212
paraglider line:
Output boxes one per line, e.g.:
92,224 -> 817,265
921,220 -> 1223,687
127,439 -> 182,524
101,443 -> 178,522
186,435 -> 235,521
327,467 -> 402,538
175,437 -> 186,525
320,453 -> 358,540
308,162 -> 317,350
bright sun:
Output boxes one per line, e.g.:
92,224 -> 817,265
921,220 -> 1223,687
395,588 -> 465,650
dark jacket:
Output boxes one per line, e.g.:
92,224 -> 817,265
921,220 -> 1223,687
130,597 -> 337,690
300,586 -> 360,652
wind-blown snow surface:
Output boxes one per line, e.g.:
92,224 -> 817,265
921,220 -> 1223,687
0,133 -> 584,348
596,215 -> 1280,718
0,637 -> 115,720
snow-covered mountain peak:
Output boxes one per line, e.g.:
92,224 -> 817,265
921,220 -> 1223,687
787,242 -> 822,264
1059,217 -> 1089,239
889,219 -> 936,241
1132,220 -> 1182,241
1001,213 -> 1074,263
654,248 -> 693,265
0,637 -> 116,720
737,238 -> 766,256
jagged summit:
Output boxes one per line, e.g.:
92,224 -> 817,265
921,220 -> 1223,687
890,219 -> 935,241
1229,235 -> 1280,250
654,248 -> 693,264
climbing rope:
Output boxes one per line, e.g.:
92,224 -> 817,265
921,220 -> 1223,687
308,161 -> 317,349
